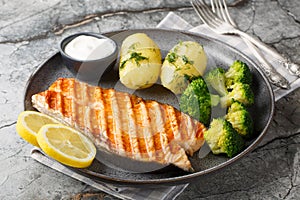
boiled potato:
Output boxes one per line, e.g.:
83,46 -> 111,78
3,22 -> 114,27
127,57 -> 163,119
120,33 -> 160,56
160,41 -> 207,94
119,33 -> 162,89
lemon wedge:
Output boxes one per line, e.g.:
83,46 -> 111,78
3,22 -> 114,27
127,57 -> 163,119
16,111 -> 60,147
36,124 -> 96,168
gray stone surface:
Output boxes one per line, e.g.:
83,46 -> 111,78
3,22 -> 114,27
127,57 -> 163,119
0,0 -> 299,199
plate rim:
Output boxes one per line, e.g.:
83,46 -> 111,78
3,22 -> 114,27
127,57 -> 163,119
23,28 -> 275,185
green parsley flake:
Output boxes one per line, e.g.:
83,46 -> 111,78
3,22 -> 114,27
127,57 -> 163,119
182,55 -> 194,65
120,60 -> 127,69
120,52 -> 148,70
130,52 -> 148,66
166,52 -> 178,63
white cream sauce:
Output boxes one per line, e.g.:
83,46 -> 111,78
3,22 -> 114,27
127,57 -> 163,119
64,35 -> 115,60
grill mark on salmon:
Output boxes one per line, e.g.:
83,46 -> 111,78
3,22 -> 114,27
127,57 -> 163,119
103,89 -> 115,151
126,94 -> 139,159
115,92 -> 131,156
31,78 -> 206,171
144,102 -> 156,159
145,102 -> 160,162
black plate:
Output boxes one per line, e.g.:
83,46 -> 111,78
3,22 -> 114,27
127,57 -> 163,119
24,28 -> 274,186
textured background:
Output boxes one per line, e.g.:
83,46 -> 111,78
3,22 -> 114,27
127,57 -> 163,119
0,0 -> 299,199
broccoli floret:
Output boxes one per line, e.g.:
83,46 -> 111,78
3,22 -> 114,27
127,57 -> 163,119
226,101 -> 254,138
225,60 -> 252,88
204,118 -> 244,157
204,67 -> 227,96
180,77 -> 211,126
220,82 -> 254,108
226,99 -> 245,112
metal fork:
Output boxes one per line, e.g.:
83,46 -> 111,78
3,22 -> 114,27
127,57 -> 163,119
191,0 -> 292,89
211,0 -> 296,72
192,0 -> 300,78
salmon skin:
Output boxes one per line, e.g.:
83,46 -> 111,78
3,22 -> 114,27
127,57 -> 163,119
32,78 -> 206,172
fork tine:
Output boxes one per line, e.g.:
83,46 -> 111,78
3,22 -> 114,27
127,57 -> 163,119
210,0 -> 216,12
217,0 -> 229,22
220,0 -> 237,27
210,0 -> 218,15
211,0 -> 228,23
211,0 -> 222,19
191,0 -> 215,28
198,0 -> 221,23
191,0 -> 223,28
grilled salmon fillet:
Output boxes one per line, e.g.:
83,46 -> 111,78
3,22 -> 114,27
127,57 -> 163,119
32,78 -> 206,171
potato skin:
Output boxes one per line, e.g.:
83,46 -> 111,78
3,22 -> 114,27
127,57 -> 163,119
160,41 -> 207,94
119,33 -> 162,89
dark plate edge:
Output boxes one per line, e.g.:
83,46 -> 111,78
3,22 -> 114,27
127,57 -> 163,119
23,28 -> 275,185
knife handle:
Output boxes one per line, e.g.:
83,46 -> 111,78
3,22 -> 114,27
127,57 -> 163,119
242,37 -> 290,89
238,30 -> 300,78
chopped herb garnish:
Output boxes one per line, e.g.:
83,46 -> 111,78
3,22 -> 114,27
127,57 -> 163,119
166,52 -> 178,63
173,46 -> 179,53
175,67 -> 182,71
120,60 -> 127,69
130,52 -> 148,66
185,65 -> 191,70
182,55 -> 194,65
184,74 -> 200,82
178,40 -> 183,46
120,52 -> 148,70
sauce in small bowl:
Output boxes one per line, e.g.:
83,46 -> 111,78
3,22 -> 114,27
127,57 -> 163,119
59,32 -> 118,83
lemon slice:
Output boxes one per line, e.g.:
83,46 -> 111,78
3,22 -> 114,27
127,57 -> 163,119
16,111 -> 60,147
36,124 -> 96,168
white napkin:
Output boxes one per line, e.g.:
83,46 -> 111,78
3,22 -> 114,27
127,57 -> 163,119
157,12 -> 300,102
31,148 -> 188,200
30,12 -> 300,200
